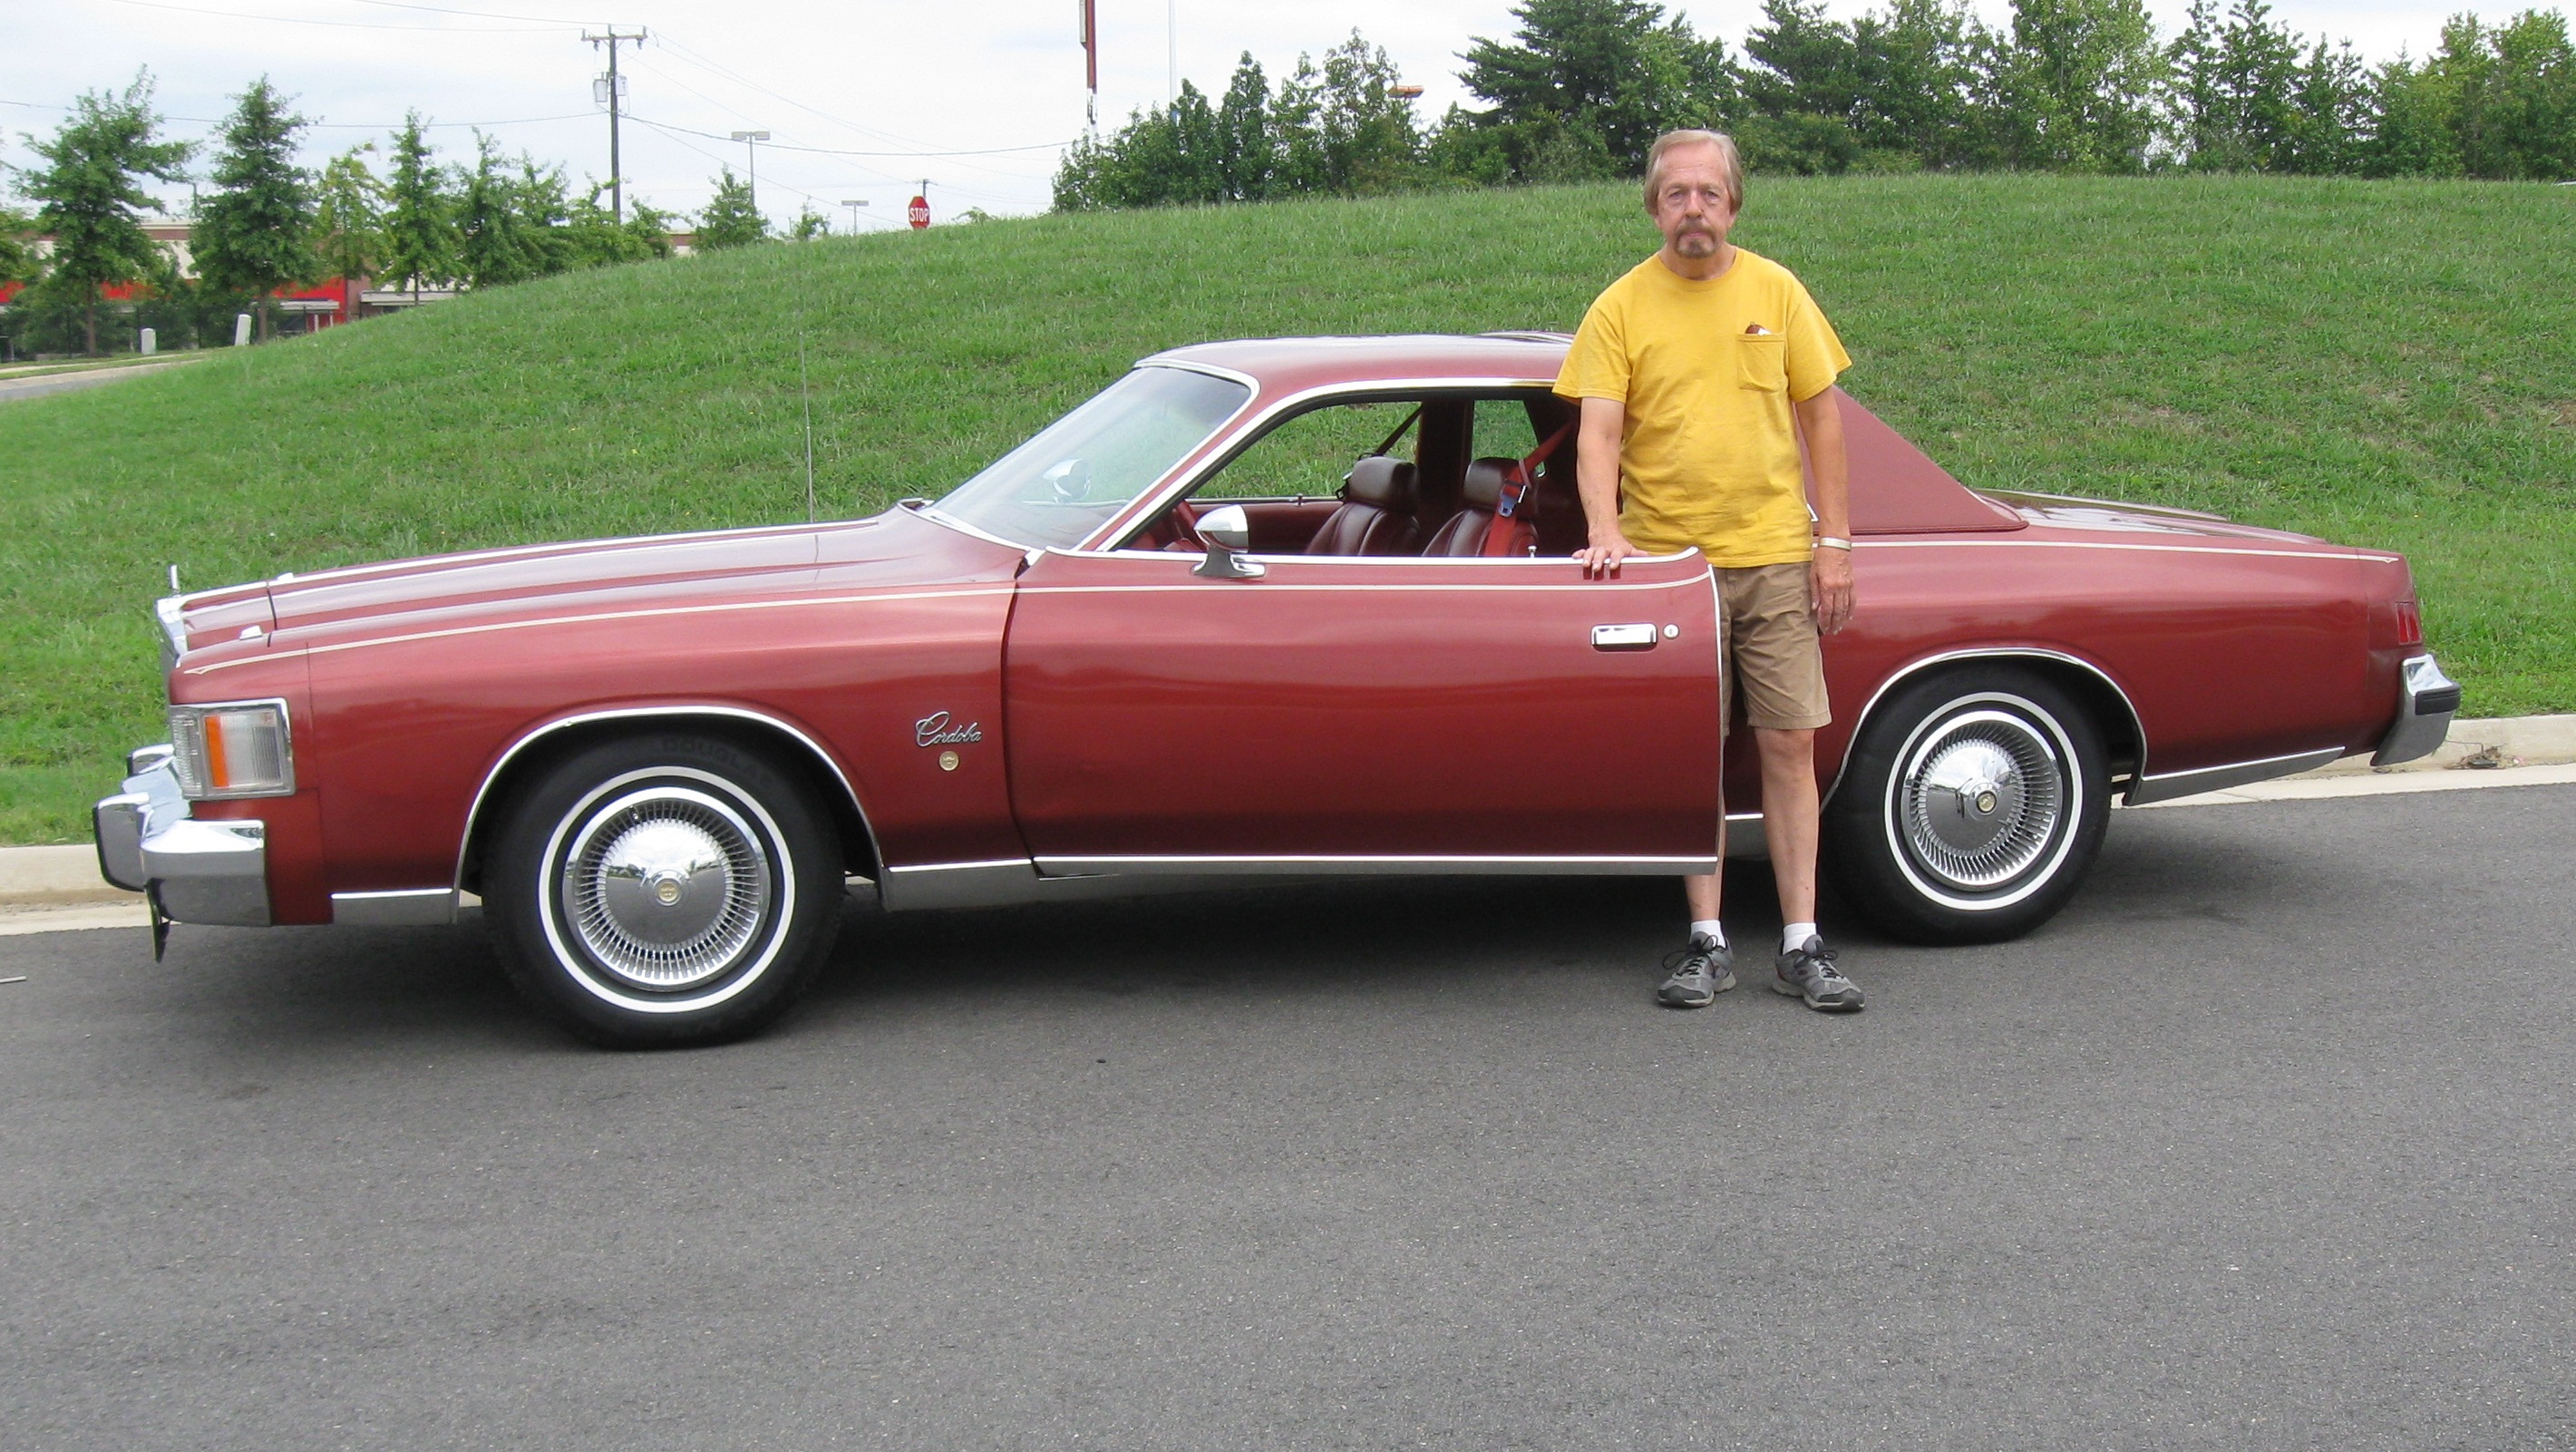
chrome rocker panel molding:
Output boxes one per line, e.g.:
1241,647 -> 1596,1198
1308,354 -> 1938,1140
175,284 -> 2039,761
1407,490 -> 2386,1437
2372,653 -> 2460,766
2124,746 -> 2346,805
93,751 -> 271,926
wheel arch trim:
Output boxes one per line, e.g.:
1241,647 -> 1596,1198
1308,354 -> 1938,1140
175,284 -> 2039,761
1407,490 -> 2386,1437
453,705 -> 880,896
1825,648 -> 2148,809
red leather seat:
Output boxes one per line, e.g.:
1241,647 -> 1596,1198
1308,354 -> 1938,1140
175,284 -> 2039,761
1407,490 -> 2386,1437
1306,456 -> 1424,556
1422,457 -> 1535,558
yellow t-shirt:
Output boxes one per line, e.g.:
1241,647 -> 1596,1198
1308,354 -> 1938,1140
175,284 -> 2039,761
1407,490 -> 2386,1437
1554,248 -> 1852,569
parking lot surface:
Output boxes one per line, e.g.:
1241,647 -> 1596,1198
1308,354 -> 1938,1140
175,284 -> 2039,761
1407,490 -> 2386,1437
4,786 -> 2571,1449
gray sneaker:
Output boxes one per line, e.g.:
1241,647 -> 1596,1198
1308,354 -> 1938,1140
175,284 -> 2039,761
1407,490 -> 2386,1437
1773,936 -> 1863,1012
1657,933 -> 1736,1009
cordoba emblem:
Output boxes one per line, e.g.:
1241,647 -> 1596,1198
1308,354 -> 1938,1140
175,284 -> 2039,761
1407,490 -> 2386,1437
914,711 -> 985,747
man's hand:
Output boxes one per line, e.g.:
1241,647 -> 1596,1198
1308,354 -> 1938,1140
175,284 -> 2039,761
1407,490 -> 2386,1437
1580,531 -> 1643,578
1811,546 -> 1854,634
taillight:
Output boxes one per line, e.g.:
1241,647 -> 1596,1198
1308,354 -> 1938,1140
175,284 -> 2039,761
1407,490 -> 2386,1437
2393,599 -> 2423,647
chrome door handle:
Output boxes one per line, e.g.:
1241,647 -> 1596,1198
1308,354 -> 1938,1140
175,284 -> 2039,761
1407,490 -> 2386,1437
1591,623 -> 1657,650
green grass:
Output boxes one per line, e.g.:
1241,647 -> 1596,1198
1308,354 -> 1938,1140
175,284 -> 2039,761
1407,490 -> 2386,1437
2,174 -> 2571,843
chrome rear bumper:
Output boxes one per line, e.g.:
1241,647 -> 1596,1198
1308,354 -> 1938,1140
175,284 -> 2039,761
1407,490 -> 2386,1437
2372,654 -> 2461,767
93,745 -> 271,926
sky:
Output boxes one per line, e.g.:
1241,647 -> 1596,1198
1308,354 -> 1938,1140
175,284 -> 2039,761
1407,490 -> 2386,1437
0,0 -> 2544,229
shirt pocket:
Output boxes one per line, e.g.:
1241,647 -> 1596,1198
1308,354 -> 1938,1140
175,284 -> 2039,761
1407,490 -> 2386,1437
1736,333 -> 1787,392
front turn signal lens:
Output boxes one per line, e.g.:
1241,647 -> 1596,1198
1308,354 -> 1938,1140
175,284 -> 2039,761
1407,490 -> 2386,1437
168,700 -> 295,799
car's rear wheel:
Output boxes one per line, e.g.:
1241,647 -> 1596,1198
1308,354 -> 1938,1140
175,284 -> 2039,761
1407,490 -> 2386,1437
1823,666 -> 2109,944
486,732 -> 841,1048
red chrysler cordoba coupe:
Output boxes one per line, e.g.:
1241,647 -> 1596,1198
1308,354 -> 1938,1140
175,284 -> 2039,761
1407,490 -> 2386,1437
97,334 -> 2459,1045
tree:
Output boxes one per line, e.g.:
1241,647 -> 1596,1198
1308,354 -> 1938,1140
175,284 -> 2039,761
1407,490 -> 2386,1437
378,113 -> 458,299
1455,0 -> 1733,180
1991,0 -> 2168,171
562,186 -> 673,266
0,207 -> 39,288
454,132 -> 547,287
191,77 -> 317,340
695,168 -> 766,248
17,72 -> 193,354
2283,38 -> 2370,173
791,204 -> 830,240
1217,54 -> 1276,200
311,143 -> 385,318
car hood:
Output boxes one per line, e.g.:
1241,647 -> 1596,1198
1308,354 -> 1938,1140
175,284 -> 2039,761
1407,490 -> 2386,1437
257,507 -> 1020,650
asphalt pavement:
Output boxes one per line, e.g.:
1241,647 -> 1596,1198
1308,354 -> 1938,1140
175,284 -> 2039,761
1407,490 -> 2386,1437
3,786 -> 2571,1450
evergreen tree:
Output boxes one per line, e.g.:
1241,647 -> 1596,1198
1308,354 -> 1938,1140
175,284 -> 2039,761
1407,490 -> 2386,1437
19,72 -> 193,355
311,142 -> 384,317
1456,0 -> 1732,180
695,168 -> 767,248
192,77 -> 317,340
1217,54 -> 1276,201
378,113 -> 458,299
1741,0 -> 1867,171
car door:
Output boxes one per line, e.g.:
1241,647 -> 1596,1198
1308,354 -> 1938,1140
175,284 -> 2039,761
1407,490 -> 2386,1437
1001,547 -> 1723,875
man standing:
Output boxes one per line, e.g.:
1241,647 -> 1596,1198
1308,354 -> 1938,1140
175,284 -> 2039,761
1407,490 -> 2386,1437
1554,129 -> 1864,1013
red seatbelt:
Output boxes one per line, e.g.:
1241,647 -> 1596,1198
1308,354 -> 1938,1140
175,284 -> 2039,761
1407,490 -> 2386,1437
1479,418 -> 1577,557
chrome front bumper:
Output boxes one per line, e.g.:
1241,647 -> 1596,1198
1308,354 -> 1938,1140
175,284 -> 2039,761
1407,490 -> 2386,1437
93,745 -> 271,926
2372,654 -> 2462,767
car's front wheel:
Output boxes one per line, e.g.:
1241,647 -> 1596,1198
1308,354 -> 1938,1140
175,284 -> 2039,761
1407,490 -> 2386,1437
1824,666 -> 2109,944
486,732 -> 841,1048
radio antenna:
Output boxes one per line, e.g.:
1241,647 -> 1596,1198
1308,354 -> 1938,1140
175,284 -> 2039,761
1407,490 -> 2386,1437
799,331 -> 817,523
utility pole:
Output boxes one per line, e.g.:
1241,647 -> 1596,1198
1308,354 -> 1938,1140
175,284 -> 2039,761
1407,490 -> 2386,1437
583,27 -> 647,223
731,130 -> 771,221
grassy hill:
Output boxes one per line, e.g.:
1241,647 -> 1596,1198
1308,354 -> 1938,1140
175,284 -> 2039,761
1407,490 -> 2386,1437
3,174 -> 2571,843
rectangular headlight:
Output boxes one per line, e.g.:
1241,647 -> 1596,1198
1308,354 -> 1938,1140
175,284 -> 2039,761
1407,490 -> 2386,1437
168,700 -> 296,799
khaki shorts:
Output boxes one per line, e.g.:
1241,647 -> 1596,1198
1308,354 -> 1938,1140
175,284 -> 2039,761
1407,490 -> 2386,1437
1716,562 -> 1832,733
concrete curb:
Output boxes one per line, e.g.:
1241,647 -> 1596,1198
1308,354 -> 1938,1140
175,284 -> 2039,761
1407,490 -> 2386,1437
5,713 -> 2571,920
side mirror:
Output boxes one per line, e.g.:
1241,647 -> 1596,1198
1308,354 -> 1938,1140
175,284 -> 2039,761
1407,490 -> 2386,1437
1191,503 -> 1265,580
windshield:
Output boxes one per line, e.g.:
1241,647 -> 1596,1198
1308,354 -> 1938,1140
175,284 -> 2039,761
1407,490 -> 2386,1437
929,365 -> 1251,550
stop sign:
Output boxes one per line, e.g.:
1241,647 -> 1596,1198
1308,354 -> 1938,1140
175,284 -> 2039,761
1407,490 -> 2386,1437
907,195 -> 930,229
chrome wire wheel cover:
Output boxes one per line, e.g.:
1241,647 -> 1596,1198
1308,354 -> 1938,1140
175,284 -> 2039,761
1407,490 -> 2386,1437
1895,707 -> 2068,893
556,784 -> 774,992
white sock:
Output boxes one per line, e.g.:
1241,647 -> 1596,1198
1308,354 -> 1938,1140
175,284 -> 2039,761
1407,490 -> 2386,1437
1690,919 -> 1727,948
1783,922 -> 1819,955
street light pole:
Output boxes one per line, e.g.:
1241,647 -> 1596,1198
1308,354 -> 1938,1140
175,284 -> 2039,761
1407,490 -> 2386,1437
730,130 -> 771,223
841,199 -> 868,232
